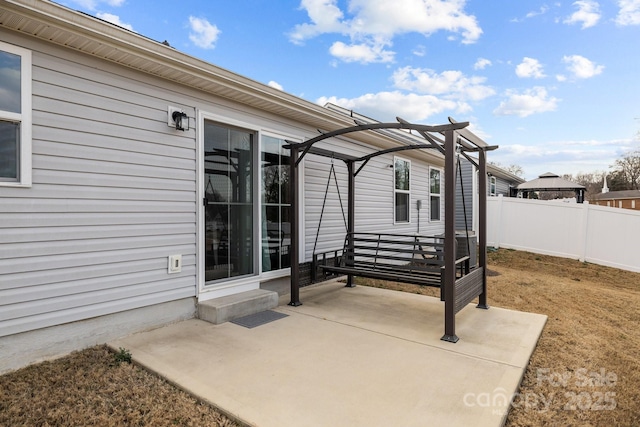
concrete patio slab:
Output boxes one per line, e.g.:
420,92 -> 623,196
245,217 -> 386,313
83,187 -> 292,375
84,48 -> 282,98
110,282 -> 546,427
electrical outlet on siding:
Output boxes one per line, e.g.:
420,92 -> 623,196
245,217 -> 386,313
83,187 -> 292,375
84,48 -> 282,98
168,255 -> 182,274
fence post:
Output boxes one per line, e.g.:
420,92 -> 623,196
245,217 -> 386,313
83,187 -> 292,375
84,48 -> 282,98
578,201 -> 590,262
493,194 -> 504,249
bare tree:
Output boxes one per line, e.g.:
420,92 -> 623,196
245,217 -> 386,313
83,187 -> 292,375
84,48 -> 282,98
488,161 -> 525,178
611,150 -> 640,190
572,172 -> 607,201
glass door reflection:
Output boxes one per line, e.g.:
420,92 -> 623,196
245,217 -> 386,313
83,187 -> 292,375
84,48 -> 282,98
204,121 -> 254,282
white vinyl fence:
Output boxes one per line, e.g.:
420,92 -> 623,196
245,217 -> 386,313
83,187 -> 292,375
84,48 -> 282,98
487,196 -> 640,273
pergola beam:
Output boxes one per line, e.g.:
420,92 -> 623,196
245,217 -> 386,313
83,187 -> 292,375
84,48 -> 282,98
284,121 -> 470,166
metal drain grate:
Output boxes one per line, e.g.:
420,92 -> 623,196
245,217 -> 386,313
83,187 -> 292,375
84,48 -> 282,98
231,310 -> 289,328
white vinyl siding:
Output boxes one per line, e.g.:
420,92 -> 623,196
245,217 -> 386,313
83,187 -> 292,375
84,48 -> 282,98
0,41 -> 32,187
0,26 -> 451,339
304,153 -> 351,258
0,31 -> 197,338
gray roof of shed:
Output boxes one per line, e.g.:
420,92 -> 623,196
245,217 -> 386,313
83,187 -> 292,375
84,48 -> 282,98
517,172 -> 585,191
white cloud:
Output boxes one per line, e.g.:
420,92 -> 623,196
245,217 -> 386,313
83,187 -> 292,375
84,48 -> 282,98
392,66 -> 495,101
289,0 -> 347,44
526,6 -> 550,18
290,0 -> 482,63
556,74 -> 568,82
188,17 -> 220,49
564,1 -> 601,29
474,58 -> 492,70
96,12 -> 133,31
562,55 -> 604,79
329,40 -> 395,63
268,81 -> 284,91
317,91 -> 461,123
412,45 -> 427,57
510,5 -> 551,22
315,65 -> 496,122
515,57 -> 546,79
493,87 -> 559,117
495,138 -> 637,178
616,0 -> 640,25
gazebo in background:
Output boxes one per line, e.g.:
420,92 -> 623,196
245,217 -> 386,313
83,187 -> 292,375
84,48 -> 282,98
517,172 -> 586,203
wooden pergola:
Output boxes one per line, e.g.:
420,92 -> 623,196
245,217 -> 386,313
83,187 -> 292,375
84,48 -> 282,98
285,117 -> 498,342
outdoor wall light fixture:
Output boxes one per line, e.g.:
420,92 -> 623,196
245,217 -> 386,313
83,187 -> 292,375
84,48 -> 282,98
168,106 -> 189,131
172,110 -> 188,131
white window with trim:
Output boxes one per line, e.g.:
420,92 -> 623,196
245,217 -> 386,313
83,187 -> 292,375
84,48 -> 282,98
0,42 -> 32,187
394,157 -> 410,223
489,176 -> 497,196
429,167 -> 441,221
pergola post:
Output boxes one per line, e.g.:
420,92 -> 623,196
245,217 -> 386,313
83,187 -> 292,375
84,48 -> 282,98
441,130 -> 458,343
477,149 -> 489,309
289,144 -> 301,306
345,160 -> 356,288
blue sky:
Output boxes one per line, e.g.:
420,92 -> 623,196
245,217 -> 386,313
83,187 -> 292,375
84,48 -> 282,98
58,0 -> 640,180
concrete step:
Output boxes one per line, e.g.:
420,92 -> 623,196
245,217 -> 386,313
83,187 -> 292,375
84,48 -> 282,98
197,289 -> 279,325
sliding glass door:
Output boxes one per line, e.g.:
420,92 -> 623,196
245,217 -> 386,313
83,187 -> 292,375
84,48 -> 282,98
203,121 -> 254,282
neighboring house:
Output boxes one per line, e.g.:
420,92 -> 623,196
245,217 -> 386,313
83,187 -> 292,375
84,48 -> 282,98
0,1 -> 474,371
487,165 -> 524,198
591,190 -> 640,210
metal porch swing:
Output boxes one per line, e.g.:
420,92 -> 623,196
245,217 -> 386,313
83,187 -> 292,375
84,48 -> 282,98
284,117 -> 498,342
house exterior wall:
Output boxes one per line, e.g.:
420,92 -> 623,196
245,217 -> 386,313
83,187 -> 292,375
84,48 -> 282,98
0,27 -> 319,338
0,29 -> 200,340
0,1 -> 456,372
0,23 -> 448,371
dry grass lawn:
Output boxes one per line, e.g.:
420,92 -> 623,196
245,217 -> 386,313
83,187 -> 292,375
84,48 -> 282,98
0,345 -> 239,426
1,248 -> 638,426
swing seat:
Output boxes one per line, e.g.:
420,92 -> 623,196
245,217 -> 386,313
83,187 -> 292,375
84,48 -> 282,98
313,232 -> 470,294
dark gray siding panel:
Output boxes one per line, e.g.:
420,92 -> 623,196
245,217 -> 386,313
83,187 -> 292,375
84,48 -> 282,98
455,158 -> 474,231
496,177 -> 512,196
0,30 -> 197,338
